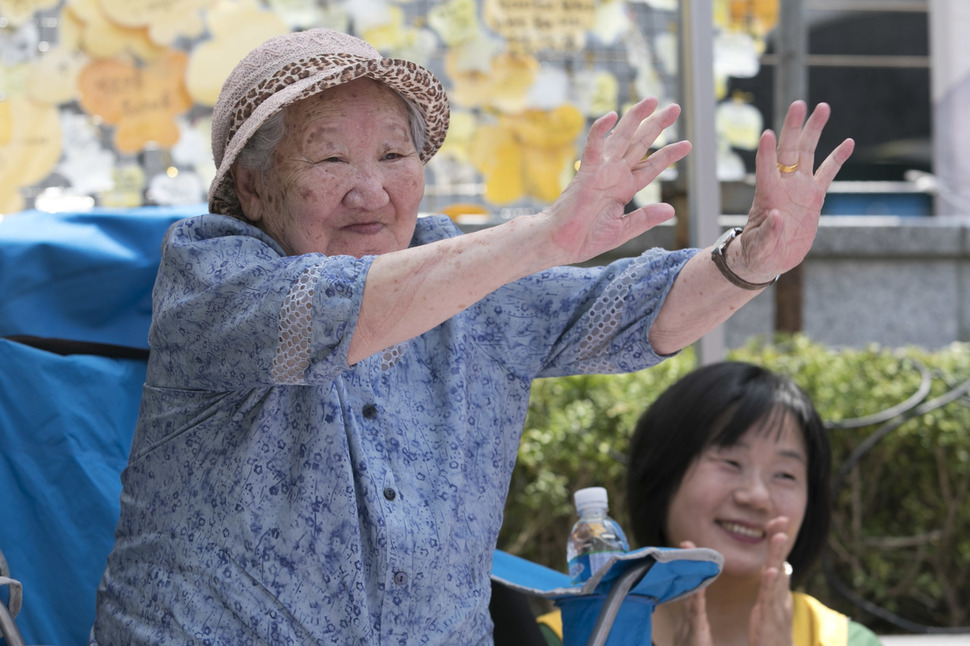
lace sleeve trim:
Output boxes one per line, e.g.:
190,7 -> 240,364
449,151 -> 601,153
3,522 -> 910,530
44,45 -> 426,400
574,258 -> 647,373
271,265 -> 325,385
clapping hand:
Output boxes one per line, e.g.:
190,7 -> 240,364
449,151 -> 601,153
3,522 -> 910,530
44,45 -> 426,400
749,517 -> 795,646
667,519 -> 795,646
671,540 -> 715,646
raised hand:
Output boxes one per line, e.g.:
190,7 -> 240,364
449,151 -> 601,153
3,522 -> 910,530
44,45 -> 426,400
749,516 -> 795,646
735,101 -> 855,283
541,97 -> 692,265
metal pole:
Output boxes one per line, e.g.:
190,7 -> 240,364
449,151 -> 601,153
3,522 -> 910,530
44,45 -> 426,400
680,0 -> 724,365
929,0 -> 970,215
773,0 -> 808,334
774,0 -> 808,128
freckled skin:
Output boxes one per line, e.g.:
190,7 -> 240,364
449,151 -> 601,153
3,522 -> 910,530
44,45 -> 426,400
235,78 -> 425,257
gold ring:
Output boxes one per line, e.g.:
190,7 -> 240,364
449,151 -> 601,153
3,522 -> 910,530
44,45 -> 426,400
777,162 -> 798,173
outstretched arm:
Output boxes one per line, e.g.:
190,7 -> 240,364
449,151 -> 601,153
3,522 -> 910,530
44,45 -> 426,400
349,98 -> 692,364
648,101 -> 855,355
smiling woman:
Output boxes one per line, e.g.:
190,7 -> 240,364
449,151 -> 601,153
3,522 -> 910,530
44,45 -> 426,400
624,362 -> 881,646
538,362 -> 882,646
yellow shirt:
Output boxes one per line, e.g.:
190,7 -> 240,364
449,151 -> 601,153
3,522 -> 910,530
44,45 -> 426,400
792,592 -> 848,646
536,592 -> 881,646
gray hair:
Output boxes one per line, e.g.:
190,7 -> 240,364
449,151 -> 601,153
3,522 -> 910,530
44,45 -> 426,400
234,89 -> 428,173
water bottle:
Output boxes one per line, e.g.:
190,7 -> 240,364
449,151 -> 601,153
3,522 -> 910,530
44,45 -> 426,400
566,486 -> 629,585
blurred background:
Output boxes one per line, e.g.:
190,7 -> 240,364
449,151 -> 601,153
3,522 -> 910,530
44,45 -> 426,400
0,0 -> 959,220
2,1 -> 969,643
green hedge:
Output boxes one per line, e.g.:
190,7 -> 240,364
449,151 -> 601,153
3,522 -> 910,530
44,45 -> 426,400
498,335 -> 970,634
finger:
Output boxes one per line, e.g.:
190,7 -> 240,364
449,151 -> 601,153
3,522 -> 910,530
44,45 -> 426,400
604,97 -> 660,161
765,515 -> 789,537
689,588 -> 713,642
795,102 -> 832,169
751,129 -> 780,220
764,516 -> 790,570
622,202 -> 677,235
758,553 -> 789,612
754,129 -> 777,178
755,566 -> 792,643
691,587 -> 707,621
760,565 -> 781,597
579,110 -> 621,167
759,563 -> 794,626
766,531 -> 790,580
625,103 -> 682,166
775,100 -> 808,168
634,140 -> 691,182
814,137 -> 856,189
677,588 -> 713,646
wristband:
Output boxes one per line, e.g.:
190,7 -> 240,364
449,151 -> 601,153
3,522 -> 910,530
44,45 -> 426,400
710,227 -> 779,291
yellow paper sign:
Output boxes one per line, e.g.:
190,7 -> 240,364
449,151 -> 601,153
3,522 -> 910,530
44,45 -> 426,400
469,104 -> 583,205
27,46 -> 89,105
445,50 -> 538,113
428,0 -> 480,47
185,0 -> 288,106
0,0 -> 60,27
483,0 -> 596,53
0,98 -> 62,213
96,0 -> 215,45
78,51 -> 193,154
100,163 -> 146,208
66,0 -> 168,61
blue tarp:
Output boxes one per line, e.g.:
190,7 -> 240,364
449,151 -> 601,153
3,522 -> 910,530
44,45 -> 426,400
0,340 -> 145,645
0,205 -> 200,645
0,205 -> 203,349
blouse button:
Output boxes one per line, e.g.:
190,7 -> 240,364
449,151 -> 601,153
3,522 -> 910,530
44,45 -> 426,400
362,403 -> 378,419
383,487 -> 396,501
393,571 -> 408,586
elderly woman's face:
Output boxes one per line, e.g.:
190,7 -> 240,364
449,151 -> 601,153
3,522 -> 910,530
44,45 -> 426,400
238,78 -> 425,257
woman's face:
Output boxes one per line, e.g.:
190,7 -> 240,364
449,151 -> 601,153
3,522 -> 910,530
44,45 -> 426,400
664,413 -> 809,580
239,78 -> 425,257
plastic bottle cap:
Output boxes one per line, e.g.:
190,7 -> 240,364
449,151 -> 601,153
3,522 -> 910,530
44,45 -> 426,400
573,486 -> 609,512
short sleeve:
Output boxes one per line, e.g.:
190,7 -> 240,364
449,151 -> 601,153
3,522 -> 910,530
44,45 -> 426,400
147,215 -> 373,390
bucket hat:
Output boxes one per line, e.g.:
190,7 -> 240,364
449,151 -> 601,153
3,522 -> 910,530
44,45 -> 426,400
208,28 -> 450,216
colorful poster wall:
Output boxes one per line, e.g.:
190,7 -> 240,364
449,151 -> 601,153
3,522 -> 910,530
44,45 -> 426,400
0,0 -> 774,218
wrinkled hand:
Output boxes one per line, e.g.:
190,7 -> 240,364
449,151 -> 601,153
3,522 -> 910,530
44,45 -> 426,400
749,517 -> 795,646
737,101 -> 855,282
541,97 -> 692,265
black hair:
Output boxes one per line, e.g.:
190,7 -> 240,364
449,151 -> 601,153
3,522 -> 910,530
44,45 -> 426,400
625,361 -> 831,587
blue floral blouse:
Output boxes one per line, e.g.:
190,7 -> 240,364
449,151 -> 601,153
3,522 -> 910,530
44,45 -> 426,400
91,214 -> 696,645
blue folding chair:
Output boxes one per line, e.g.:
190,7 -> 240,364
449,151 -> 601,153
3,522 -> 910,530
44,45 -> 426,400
492,547 -> 722,646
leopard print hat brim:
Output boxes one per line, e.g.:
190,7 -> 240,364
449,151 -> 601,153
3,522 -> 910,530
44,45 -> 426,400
207,28 -> 450,217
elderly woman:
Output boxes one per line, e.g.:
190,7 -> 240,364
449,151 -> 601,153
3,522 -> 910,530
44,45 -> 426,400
91,28 -> 853,645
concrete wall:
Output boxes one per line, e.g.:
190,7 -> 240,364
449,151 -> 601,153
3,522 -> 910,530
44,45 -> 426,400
719,215 -> 970,349
520,214 -> 970,351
